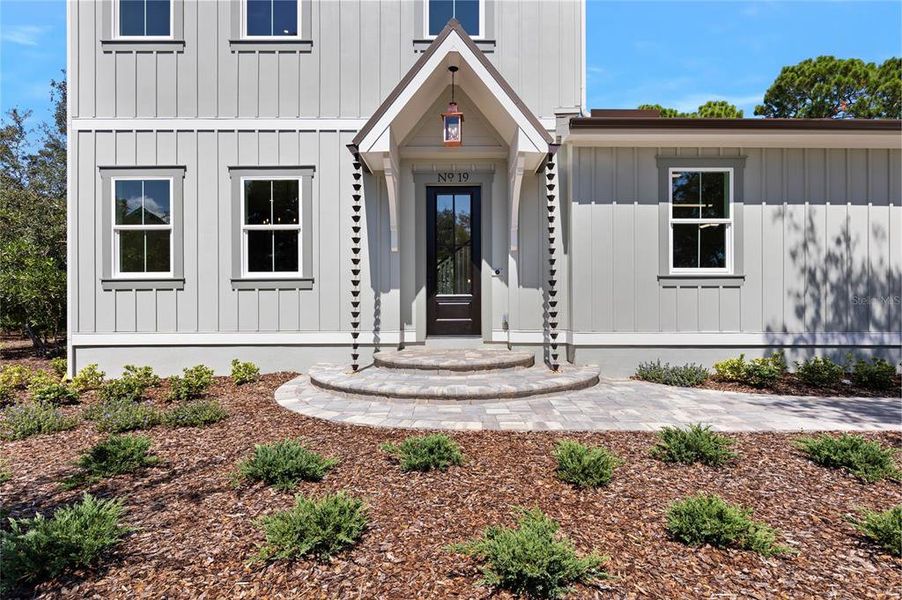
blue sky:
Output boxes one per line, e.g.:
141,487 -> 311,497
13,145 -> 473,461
1,0 -> 900,126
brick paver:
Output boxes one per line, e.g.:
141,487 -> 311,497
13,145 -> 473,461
275,375 -> 902,432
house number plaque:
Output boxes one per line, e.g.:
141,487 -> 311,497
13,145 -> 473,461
436,172 -> 470,183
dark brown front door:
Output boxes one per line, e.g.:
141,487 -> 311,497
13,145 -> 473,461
426,186 -> 481,335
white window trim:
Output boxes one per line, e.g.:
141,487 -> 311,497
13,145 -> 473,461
424,0 -> 485,39
113,0 -> 175,40
668,167 -> 734,275
111,177 -> 175,279
240,176 -> 304,278
241,0 -> 302,39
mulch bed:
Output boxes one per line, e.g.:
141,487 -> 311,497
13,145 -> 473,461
698,374 -> 901,398
1,352 -> 901,599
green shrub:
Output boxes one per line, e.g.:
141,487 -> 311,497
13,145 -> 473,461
30,382 -> 79,405
380,434 -> 464,472
0,494 -> 128,594
553,440 -> 621,488
168,364 -> 215,401
235,439 -> 338,490
50,357 -> 67,379
70,364 -> 105,393
449,507 -> 607,599
0,365 -> 33,389
850,505 -> 901,557
120,365 -> 161,389
66,434 -> 159,487
795,356 -> 845,387
0,383 -> 13,404
666,493 -> 788,556
84,398 -> 162,434
850,357 -> 897,390
255,492 -> 368,562
27,369 -> 57,392
99,378 -> 148,403
231,359 -> 260,385
162,399 -> 227,428
651,424 -> 736,467
796,434 -> 899,483
1,401 -> 77,440
634,360 -> 709,387
713,352 -> 785,388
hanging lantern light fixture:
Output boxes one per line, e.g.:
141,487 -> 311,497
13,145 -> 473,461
442,66 -> 463,147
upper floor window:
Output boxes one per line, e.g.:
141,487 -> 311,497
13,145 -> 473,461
427,0 -> 481,37
245,0 -> 299,37
669,169 -> 733,273
118,0 -> 171,37
113,178 -> 173,277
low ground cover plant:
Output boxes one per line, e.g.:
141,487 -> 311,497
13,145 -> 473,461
651,424 -> 736,467
121,365 -> 161,389
449,507 -> 607,599
255,492 -> 368,562
850,505 -> 901,557
0,364 -> 34,389
794,356 -> 845,387
634,360 -> 709,387
50,357 -> 67,379
168,365 -> 215,401
666,493 -> 789,556
381,434 -> 464,472
713,352 -> 786,388
99,378 -> 147,404
553,439 -> 621,488
84,398 -> 162,434
30,381 -> 79,405
70,364 -> 105,393
0,459 -> 10,484
0,494 -> 129,594
796,434 -> 899,483
1,401 -> 78,440
850,357 -> 897,390
231,359 -> 260,385
65,434 -> 159,487
235,439 -> 338,490
162,399 -> 228,428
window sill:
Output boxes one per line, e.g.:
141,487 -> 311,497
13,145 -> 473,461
231,278 -> 314,290
228,39 -> 313,53
100,39 -> 185,52
657,274 -> 745,287
102,278 -> 185,291
413,38 -> 495,53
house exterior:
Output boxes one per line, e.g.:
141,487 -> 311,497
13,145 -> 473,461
67,0 -> 901,377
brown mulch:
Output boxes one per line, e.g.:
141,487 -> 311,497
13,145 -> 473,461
1,352 -> 901,599
698,374 -> 902,398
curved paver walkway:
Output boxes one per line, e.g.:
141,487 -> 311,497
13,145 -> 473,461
276,375 -> 902,432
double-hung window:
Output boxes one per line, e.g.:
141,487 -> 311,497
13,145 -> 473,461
245,0 -> 300,37
112,178 -> 173,277
241,178 -> 302,276
427,0 -> 482,37
669,168 -> 733,273
117,0 -> 171,37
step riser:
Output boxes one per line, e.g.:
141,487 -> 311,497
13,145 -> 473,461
373,356 -> 535,372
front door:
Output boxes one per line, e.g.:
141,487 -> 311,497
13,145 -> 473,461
426,186 -> 481,335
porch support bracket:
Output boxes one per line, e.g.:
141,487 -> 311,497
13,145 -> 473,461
382,152 -> 400,252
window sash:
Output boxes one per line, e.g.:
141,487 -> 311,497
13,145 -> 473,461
111,177 -> 174,277
425,0 -> 484,38
243,0 -> 302,39
240,177 -> 303,277
668,167 -> 734,274
115,0 -> 174,39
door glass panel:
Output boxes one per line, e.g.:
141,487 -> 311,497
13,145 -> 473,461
434,192 -> 473,296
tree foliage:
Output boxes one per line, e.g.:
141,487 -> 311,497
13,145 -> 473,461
0,79 -> 67,350
638,101 -> 744,119
755,56 -> 901,118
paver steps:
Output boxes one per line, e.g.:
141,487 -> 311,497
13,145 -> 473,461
307,347 -> 600,400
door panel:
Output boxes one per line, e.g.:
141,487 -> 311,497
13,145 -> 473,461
427,187 -> 481,335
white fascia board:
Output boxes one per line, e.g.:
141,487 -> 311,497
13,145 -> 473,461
490,330 -> 902,346
71,118 -> 368,132
564,130 -> 902,149
72,331 -> 418,346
